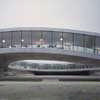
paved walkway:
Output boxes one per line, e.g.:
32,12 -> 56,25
0,81 -> 100,100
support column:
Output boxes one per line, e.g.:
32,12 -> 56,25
0,55 -> 8,77
10,31 -> 13,47
93,36 -> 96,55
61,32 -> 64,49
31,31 -> 32,48
21,31 -> 22,47
73,33 -> 74,51
0,65 -> 8,77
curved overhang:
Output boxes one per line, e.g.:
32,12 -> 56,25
0,27 -> 100,37
0,48 -> 100,65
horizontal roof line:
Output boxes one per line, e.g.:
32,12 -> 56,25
0,27 -> 100,37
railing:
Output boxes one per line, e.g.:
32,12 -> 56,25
0,43 -> 100,58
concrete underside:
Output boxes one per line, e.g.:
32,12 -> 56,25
0,48 -> 100,75
0,48 -> 100,65
1,52 -> 100,65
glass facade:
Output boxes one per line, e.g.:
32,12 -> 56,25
0,30 -> 100,56
10,61 -> 97,70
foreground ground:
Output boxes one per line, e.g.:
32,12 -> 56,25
0,81 -> 100,100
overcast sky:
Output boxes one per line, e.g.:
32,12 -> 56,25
0,0 -> 100,33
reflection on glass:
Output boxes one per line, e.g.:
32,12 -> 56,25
0,31 -> 100,56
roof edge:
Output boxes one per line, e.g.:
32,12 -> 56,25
0,27 -> 100,37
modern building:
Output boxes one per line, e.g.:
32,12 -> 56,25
0,27 -> 100,75
0,27 -> 100,54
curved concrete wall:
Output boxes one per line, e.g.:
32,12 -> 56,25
0,48 -> 100,66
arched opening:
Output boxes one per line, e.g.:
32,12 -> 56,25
8,60 -> 91,76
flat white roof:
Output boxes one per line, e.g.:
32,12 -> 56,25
0,27 -> 100,37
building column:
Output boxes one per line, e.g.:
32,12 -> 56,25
0,65 -> 8,77
0,56 -> 8,77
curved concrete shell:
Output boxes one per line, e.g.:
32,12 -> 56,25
0,27 -> 100,74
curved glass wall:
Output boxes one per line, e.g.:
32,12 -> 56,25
9,61 -> 98,71
0,30 -> 100,55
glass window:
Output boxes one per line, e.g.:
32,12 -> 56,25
22,31 -> 31,48
1,32 -> 11,48
95,37 -> 100,55
84,35 -> 95,54
63,32 -> 73,50
74,33 -> 84,52
12,31 -> 21,48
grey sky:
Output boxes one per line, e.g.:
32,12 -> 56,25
0,0 -> 100,33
